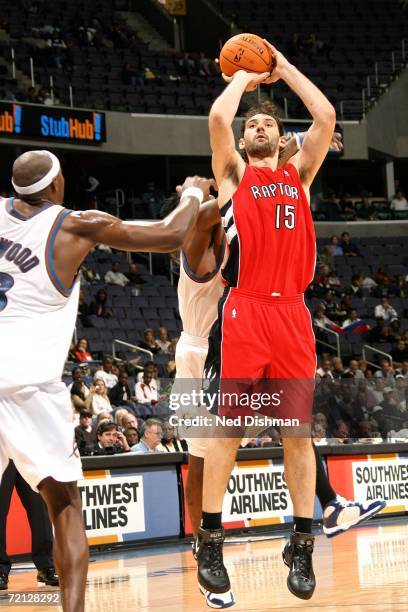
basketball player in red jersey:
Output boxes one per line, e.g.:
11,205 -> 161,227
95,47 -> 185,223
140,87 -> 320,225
194,42 -> 336,601
0,150 -> 212,612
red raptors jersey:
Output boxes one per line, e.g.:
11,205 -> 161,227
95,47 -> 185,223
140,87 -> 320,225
221,163 -> 316,295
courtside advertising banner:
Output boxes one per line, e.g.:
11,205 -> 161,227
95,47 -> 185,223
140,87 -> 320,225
327,453 -> 408,515
78,466 -> 180,546
182,458 -> 322,534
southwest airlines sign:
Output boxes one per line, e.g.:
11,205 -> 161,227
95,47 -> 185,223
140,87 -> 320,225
0,102 -> 106,144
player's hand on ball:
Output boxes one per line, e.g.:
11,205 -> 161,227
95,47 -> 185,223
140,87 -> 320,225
177,176 -> 217,200
222,70 -> 270,91
261,40 -> 291,83
331,131 -> 343,151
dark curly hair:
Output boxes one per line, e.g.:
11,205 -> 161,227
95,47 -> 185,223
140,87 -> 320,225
240,101 -> 284,137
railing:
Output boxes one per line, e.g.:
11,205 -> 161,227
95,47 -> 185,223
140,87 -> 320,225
314,327 -> 341,358
360,37 -> 407,119
112,339 -> 153,363
362,345 -> 393,370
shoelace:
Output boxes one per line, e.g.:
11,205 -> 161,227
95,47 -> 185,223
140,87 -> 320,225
336,496 -> 365,510
208,539 -> 224,576
293,542 -> 313,578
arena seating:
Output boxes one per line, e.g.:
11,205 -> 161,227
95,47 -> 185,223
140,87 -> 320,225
76,250 -> 181,373
215,0 -> 408,118
0,0 -> 406,118
309,235 -> 408,360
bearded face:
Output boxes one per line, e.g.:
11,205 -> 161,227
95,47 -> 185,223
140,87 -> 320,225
241,114 -> 282,159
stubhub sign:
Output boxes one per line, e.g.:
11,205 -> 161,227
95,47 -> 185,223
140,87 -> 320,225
0,101 -> 106,144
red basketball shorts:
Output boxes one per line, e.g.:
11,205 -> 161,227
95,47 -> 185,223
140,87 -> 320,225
204,288 -> 316,423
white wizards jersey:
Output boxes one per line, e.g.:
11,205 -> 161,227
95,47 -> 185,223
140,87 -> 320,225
0,197 -> 80,393
177,240 -> 227,339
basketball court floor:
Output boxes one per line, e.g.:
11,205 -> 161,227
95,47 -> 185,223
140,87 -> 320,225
2,519 -> 407,611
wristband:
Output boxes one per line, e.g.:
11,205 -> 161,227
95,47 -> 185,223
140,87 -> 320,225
180,186 -> 204,204
294,133 -> 304,150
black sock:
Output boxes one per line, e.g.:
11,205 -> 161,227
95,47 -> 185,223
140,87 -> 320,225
294,517 -> 313,534
313,443 -> 336,508
201,512 -> 222,530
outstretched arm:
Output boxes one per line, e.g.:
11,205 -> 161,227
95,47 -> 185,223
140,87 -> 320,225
54,176 -> 214,289
264,41 -> 336,188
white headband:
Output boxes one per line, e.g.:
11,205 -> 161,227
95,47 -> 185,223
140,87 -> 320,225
12,151 -> 61,195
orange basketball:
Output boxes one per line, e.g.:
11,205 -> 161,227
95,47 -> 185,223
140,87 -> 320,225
219,33 -> 275,77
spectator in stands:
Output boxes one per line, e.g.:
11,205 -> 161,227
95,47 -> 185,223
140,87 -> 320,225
329,235 -> 343,256
139,329 -> 161,355
314,264 -> 341,295
316,358 -> 334,379
391,340 -> 408,367
92,421 -> 130,455
94,356 -> 118,389
158,422 -> 188,452
344,273 -> 364,298
75,410 -> 97,455
367,377 -> 385,409
374,267 -> 393,290
361,272 -> 377,292
104,262 -> 129,287
124,427 -> 139,448
70,381 -> 92,413
340,232 -> 360,256
368,318 -> 389,343
322,290 -> 346,322
88,379 -> 113,415
78,290 -> 92,327
380,388 -> 404,427
357,196 -> 376,220
80,265 -> 101,284
109,370 -> 137,410
319,245 -> 333,269
90,289 -> 112,318
155,327 -> 172,353
313,304 -> 337,331
169,338 -> 179,354
73,338 -> 94,363
131,418 -> 164,453
46,30 -> 68,69
122,413 -> 139,432
338,197 -> 356,219
68,366 -> 91,394
126,261 -> 146,286
114,408 -> 130,430
288,32 -> 303,56
120,62 -> 143,87
142,181 -> 165,219
375,297 -> 398,321
396,359 -> 408,380
394,275 -> 408,298
332,420 -> 351,444
342,308 -> 360,328
312,412 -> 328,444
135,367 -> 158,405
332,357 -> 345,379
199,51 -> 219,76
394,374 -> 407,404
346,359 -> 365,380
390,190 -> 408,211
374,359 -> 395,385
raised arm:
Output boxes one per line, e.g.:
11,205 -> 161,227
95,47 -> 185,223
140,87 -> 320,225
209,70 -> 268,186
264,41 -> 336,188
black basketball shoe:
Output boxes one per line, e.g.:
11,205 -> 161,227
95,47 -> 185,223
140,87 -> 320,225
195,527 -> 231,594
282,531 -> 316,600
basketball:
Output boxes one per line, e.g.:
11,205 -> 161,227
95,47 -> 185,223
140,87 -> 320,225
219,33 -> 275,77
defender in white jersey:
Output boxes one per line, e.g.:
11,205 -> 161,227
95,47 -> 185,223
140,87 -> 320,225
0,149 -> 213,612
